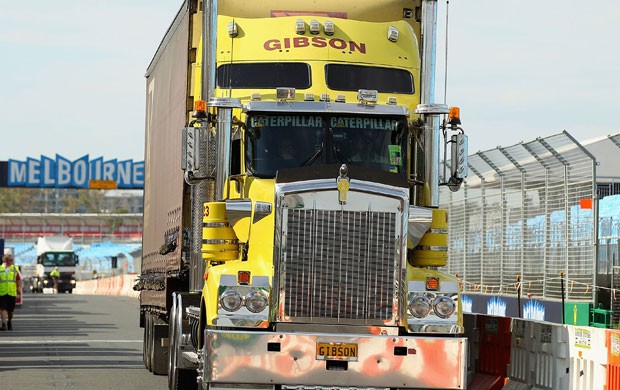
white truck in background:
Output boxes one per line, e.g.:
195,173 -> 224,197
31,236 -> 79,294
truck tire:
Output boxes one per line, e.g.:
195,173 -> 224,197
144,313 -> 153,371
142,321 -> 148,369
168,293 -> 179,390
168,293 -> 199,389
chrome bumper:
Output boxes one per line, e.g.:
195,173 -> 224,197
203,330 -> 467,389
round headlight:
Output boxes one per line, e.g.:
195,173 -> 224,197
245,290 -> 268,313
434,296 -> 456,319
220,290 -> 242,312
409,296 -> 432,318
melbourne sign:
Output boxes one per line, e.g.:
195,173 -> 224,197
4,155 -> 144,189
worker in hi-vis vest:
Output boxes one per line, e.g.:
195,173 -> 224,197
50,267 -> 60,293
0,253 -> 22,331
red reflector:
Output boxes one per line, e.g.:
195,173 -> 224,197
408,348 -> 417,355
426,277 -> 440,291
580,198 -> 593,209
238,271 -> 251,285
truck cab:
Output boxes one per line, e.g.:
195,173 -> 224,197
33,251 -> 78,293
31,237 -> 78,294
141,1 -> 468,388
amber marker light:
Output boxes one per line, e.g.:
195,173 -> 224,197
448,106 -> 461,125
238,271 -> 251,285
192,99 -> 207,119
195,100 -> 207,113
426,277 -> 440,291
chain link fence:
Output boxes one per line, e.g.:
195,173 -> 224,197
440,131 -> 597,301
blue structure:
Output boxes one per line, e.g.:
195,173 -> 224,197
10,241 -> 141,278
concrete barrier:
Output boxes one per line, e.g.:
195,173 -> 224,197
75,274 -> 139,298
504,318 -> 532,389
567,325 -> 607,390
503,319 -> 570,390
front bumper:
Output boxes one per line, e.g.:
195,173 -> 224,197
203,329 -> 467,389
43,277 -> 75,289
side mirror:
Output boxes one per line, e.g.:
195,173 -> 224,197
182,126 -> 207,173
448,133 -> 468,192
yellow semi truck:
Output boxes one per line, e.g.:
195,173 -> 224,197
138,0 -> 469,389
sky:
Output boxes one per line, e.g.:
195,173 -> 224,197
439,1 -> 620,153
1,0 -> 619,161
0,0 -> 180,161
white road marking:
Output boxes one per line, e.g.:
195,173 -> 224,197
0,339 -> 142,344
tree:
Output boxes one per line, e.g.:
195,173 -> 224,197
77,189 -> 105,213
0,188 -> 40,212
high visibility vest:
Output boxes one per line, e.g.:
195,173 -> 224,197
51,269 -> 60,278
0,264 -> 19,296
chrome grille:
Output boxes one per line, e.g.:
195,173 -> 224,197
283,209 -> 398,322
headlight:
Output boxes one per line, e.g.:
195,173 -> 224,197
409,296 -> 432,318
220,290 -> 242,311
433,296 -> 456,318
245,290 -> 268,313
43,280 -> 49,285
71,280 -> 76,285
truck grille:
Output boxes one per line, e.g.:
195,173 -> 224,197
283,209 -> 398,322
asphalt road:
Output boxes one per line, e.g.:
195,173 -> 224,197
0,293 -> 167,390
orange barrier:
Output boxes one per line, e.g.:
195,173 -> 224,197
75,274 -> 139,298
607,329 -> 620,390
468,373 -> 504,390
477,315 -> 512,383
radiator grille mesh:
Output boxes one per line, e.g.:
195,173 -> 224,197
283,209 -> 397,321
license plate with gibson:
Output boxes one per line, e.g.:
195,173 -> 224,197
316,342 -> 358,361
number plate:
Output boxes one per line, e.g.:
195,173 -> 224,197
316,342 -> 358,361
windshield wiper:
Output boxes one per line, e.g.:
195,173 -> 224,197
302,144 -> 324,166
332,146 -> 351,165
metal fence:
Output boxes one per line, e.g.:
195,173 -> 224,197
440,131 -> 597,301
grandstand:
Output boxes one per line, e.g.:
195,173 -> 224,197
1,213 -> 142,280
0,213 -> 142,242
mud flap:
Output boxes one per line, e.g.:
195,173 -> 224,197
151,316 -> 169,375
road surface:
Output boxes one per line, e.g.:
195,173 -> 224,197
0,293 -> 167,390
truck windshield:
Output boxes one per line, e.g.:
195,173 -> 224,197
41,252 -> 77,267
325,64 -> 415,94
217,63 -> 311,89
246,113 -> 408,177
